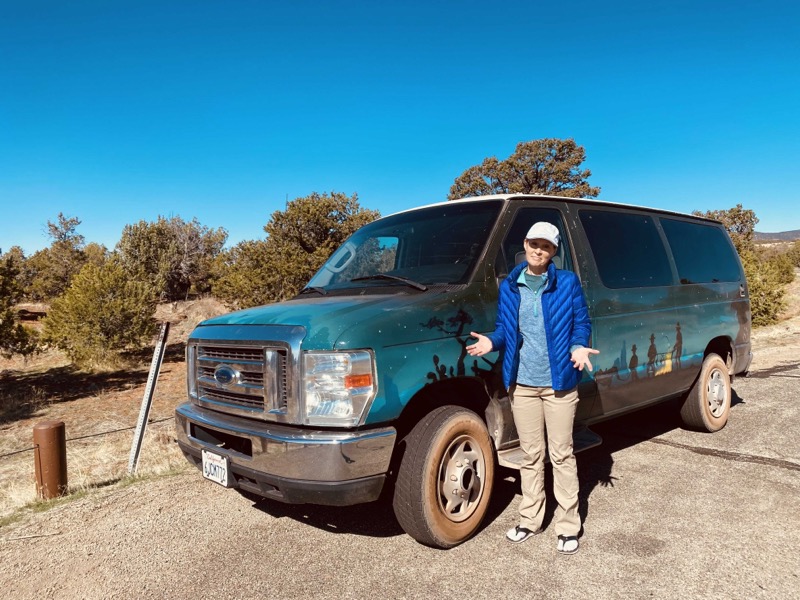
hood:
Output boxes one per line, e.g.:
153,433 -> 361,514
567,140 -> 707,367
195,290 -> 490,351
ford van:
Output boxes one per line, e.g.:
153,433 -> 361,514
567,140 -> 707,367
175,194 -> 752,548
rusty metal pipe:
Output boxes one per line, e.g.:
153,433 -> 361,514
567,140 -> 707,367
33,420 -> 68,499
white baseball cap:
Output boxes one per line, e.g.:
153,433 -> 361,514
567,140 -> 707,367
525,222 -> 560,247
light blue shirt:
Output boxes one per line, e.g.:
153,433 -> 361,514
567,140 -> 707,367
516,270 -> 552,387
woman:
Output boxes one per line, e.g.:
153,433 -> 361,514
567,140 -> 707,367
467,221 -> 598,555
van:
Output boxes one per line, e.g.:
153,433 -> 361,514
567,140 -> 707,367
175,194 -> 752,548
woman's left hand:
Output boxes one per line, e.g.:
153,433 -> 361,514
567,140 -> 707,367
571,347 -> 600,371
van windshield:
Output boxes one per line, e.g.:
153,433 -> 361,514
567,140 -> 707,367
306,200 -> 503,290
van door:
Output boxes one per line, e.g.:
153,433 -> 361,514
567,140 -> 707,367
573,208 -> 682,419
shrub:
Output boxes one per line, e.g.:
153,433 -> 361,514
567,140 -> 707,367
787,240 -> 800,268
211,240 -> 273,310
42,261 -> 157,369
116,216 -> 227,302
741,250 -> 788,327
770,252 -> 796,286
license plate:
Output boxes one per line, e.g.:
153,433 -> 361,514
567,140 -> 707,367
201,449 -> 231,487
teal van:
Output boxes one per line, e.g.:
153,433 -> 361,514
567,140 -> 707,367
175,194 -> 752,548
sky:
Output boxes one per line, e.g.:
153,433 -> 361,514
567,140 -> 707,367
1,0 -> 799,255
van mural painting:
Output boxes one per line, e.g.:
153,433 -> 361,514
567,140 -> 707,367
421,308 -> 496,383
595,322 -> 685,388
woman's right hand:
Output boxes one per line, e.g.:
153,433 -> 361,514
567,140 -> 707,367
467,332 -> 493,357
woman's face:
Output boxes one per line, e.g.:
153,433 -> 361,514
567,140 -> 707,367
524,238 -> 556,274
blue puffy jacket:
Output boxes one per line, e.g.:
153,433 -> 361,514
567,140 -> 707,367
487,261 -> 592,391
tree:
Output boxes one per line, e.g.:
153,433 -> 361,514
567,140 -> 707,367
42,260 -> 157,369
211,240 -> 273,309
448,138 -> 601,200
25,213 -> 91,301
83,242 -> 109,269
116,216 -> 228,301
1,246 -> 31,297
0,250 -> 38,357
47,213 -> 84,245
212,192 -> 380,307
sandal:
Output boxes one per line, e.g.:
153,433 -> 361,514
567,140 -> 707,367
557,534 -> 579,554
506,525 -> 541,543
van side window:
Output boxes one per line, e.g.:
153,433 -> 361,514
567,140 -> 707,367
498,207 -> 571,276
660,218 -> 741,283
579,210 -> 673,288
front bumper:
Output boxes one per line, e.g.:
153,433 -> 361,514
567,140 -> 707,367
175,402 -> 397,506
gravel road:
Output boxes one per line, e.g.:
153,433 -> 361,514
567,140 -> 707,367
2,321 -> 799,600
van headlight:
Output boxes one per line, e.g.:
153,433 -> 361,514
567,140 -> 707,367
302,350 -> 376,426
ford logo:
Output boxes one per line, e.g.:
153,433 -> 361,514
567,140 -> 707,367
213,365 -> 239,386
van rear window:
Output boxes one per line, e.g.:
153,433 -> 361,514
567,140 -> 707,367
579,210 -> 673,288
660,218 -> 742,283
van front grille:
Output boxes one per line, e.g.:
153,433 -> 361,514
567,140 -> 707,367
193,343 -> 288,417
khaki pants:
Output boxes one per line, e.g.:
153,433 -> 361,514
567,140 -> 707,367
510,384 -> 581,537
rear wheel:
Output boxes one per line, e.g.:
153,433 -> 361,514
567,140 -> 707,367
680,353 -> 731,432
392,405 -> 495,548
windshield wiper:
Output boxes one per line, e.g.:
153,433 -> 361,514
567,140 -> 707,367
350,274 -> 428,291
299,286 -> 328,296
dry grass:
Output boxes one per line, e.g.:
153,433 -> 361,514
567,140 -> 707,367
0,298 -> 227,522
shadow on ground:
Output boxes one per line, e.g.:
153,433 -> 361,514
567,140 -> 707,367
235,396 -> 744,547
0,341 -> 186,424
744,362 -> 799,379
123,341 -> 186,365
245,490 -> 406,539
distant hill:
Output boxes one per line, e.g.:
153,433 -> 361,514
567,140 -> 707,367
754,230 -> 800,242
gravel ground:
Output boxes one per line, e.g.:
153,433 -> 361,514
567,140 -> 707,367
1,312 -> 799,600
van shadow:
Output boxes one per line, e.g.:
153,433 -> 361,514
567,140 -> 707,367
239,392 -> 749,544
743,362 -> 799,379
488,389 -> 750,535
243,490 -> 405,539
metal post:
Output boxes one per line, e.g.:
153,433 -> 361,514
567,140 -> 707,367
128,322 -> 170,475
33,420 -> 68,499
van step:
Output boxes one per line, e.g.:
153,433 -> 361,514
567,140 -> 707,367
496,426 -> 603,470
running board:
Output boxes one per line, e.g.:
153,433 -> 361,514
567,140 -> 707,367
496,426 -> 603,470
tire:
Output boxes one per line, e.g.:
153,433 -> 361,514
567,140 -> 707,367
680,353 -> 731,432
392,405 -> 495,549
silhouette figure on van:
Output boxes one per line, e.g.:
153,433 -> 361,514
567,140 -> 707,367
629,344 -> 639,381
646,334 -> 657,377
423,309 -> 488,383
673,322 -> 683,369
426,355 -> 447,383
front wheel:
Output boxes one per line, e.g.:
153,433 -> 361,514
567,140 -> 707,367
680,353 -> 731,432
392,405 -> 495,548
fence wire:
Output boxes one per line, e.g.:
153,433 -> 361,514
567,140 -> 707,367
0,416 -> 173,460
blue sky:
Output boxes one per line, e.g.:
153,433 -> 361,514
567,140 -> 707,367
1,0 -> 798,255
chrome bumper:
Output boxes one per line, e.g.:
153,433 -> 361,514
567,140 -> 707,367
175,402 -> 397,505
